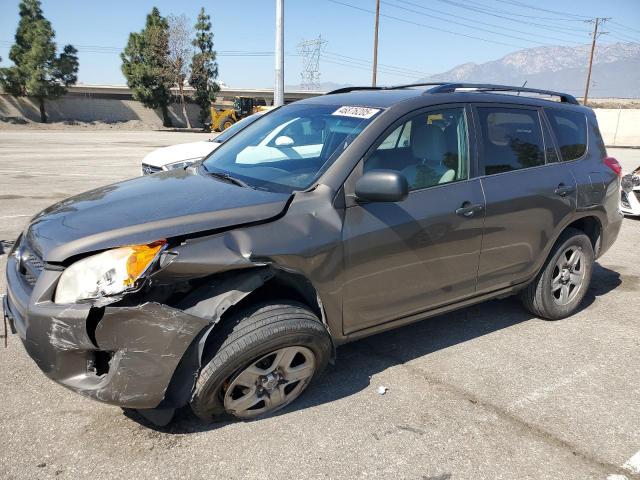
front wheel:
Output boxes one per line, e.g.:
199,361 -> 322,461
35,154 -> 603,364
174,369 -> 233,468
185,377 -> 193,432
190,301 -> 332,422
519,228 -> 594,320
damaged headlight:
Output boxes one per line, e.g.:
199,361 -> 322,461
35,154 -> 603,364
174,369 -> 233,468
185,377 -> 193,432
54,240 -> 166,304
622,174 -> 640,192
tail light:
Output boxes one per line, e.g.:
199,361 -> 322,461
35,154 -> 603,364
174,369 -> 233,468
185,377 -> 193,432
604,157 -> 622,176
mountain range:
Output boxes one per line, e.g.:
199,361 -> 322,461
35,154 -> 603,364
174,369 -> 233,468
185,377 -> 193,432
416,42 -> 640,98
289,42 -> 640,98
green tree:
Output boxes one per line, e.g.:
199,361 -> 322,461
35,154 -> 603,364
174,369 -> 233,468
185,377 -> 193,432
0,0 -> 79,123
189,8 -> 219,127
121,7 -> 173,127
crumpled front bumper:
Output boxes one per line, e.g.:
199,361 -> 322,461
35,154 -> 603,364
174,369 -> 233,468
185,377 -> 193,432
4,252 -> 210,409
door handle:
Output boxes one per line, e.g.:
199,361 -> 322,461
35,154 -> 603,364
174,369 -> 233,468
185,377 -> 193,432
554,184 -> 575,197
455,202 -> 484,218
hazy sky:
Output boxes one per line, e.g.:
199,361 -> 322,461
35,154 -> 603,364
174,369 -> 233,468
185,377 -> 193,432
1,0 -> 639,88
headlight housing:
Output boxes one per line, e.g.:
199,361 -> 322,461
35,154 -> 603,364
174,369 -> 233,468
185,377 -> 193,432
622,173 -> 640,192
54,240 -> 166,304
162,158 -> 200,171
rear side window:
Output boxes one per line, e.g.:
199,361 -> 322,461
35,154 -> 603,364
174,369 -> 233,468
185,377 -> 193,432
478,107 -> 545,175
545,108 -> 587,161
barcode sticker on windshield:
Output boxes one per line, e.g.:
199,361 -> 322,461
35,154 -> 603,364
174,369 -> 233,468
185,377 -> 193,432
332,106 -> 380,119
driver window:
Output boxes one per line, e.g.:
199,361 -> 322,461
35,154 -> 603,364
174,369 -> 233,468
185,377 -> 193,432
275,118 -> 324,147
364,107 -> 469,191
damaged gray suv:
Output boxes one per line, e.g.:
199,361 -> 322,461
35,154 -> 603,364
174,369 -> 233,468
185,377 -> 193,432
3,83 -> 623,425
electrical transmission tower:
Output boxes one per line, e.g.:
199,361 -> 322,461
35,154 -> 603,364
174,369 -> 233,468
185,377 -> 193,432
297,36 -> 327,91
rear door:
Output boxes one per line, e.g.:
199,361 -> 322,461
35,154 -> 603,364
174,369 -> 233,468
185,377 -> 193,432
474,104 -> 577,293
544,107 -> 608,207
342,105 -> 485,334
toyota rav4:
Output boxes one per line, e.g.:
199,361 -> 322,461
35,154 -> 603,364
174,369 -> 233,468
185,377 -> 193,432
3,83 -> 623,426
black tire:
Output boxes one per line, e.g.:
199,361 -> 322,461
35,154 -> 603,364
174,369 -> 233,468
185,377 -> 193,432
190,301 -> 332,422
519,228 -> 594,320
218,115 -> 234,131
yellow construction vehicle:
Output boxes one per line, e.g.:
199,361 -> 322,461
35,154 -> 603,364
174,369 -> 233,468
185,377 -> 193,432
210,96 -> 270,132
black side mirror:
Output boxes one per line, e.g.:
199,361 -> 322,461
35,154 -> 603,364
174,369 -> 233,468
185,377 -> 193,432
355,170 -> 409,203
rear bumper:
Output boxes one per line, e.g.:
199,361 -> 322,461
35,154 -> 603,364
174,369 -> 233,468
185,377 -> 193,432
4,253 -> 210,409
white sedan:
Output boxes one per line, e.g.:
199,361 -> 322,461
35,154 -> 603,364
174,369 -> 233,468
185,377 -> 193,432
141,112 -> 265,175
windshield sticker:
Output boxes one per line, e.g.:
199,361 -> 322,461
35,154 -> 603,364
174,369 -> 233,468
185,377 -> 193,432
332,106 -> 380,119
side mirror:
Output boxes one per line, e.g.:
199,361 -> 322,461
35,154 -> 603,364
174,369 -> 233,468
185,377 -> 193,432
274,135 -> 295,147
355,170 -> 409,203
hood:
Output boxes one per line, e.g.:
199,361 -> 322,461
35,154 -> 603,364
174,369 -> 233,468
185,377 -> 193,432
142,141 -> 220,168
26,167 -> 292,262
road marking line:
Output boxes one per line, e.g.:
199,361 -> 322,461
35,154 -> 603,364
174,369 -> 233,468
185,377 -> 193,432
510,365 -> 598,408
0,215 -> 31,219
623,451 -> 640,474
607,475 -> 628,480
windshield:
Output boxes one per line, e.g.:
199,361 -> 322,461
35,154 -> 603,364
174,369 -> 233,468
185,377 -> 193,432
202,103 -> 381,193
213,112 -> 264,143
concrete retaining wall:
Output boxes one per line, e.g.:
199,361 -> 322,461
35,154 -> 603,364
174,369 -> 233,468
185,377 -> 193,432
593,109 -> 640,147
0,94 -> 202,128
1,93 -> 639,146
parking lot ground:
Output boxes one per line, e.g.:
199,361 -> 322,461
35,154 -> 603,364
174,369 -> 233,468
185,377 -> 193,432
1,130 -> 639,480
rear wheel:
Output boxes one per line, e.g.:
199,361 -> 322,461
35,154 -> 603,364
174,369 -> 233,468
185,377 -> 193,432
190,301 -> 331,422
520,228 -> 594,320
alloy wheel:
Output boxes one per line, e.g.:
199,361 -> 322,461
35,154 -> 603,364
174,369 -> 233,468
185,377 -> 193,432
550,246 -> 585,306
223,346 -> 316,419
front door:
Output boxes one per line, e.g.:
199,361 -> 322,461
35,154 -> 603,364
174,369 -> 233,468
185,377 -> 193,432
342,106 -> 485,334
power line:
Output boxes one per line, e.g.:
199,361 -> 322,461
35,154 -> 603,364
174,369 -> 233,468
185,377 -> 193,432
432,0 -> 593,35
327,0 -> 532,49
610,20 -> 640,35
383,0 -> 580,46
392,0 -> 587,43
319,56 -> 424,80
0,39 -> 430,82
492,0 -> 592,20
323,50 -> 430,76
605,27 -> 640,44
451,0 -> 590,22
321,53 -> 428,79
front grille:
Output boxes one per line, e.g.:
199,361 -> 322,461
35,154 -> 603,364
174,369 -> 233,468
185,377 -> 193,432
635,190 -> 640,203
17,243 -> 45,288
141,163 -> 162,175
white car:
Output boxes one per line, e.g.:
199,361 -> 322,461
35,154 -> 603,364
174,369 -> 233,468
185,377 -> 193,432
141,112 -> 266,175
621,165 -> 640,216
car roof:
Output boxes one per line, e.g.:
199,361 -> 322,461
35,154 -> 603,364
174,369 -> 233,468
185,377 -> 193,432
298,89 -> 421,108
297,83 -> 589,113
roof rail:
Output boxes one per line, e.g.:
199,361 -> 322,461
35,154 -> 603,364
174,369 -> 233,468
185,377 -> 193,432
325,86 -> 384,95
326,83 -> 449,95
325,82 -> 579,105
426,83 -> 579,105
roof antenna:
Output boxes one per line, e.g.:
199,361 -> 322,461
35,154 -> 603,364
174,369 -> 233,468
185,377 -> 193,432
517,81 -> 527,96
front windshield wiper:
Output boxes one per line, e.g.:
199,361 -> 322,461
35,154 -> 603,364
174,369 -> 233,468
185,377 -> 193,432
205,169 -> 253,189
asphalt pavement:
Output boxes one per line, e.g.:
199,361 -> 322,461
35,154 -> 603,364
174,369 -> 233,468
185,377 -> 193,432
0,130 -> 639,480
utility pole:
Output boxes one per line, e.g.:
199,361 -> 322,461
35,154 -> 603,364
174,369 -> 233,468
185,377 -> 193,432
274,0 -> 284,106
583,17 -> 608,106
372,0 -> 380,87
